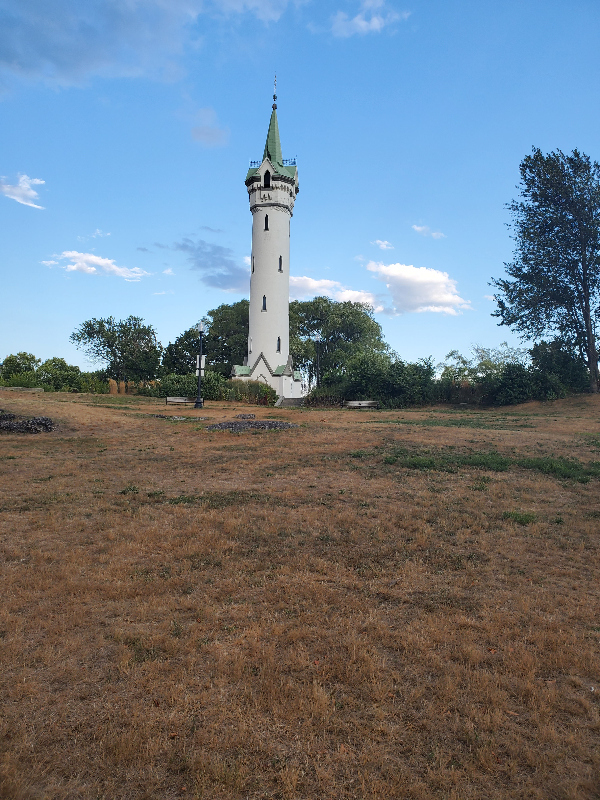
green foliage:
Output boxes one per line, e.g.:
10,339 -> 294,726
309,350 -> 435,408
221,379 -> 277,406
492,147 -> 600,392
502,511 -> 536,525
290,296 -> 388,387
161,327 -> 202,375
0,352 -> 40,379
78,371 -> 110,393
37,357 -> 82,391
0,371 -> 40,388
204,300 -> 249,376
529,339 -> 589,399
139,371 -> 226,400
70,316 -> 162,385
493,363 -> 533,406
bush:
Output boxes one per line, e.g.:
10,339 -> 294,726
221,379 -> 277,406
0,352 -> 40,379
317,353 -> 436,408
492,362 -> 533,405
0,371 -> 40,388
304,386 -> 344,407
139,372 -> 216,399
79,372 -> 110,393
38,358 -> 82,392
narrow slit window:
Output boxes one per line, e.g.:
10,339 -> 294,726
276,337 -> 281,352
249,337 -> 252,353
262,295 -> 267,311
264,170 -> 271,188
278,256 -> 282,272
264,214 -> 269,231
252,256 -> 254,273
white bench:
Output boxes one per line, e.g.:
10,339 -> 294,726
343,400 -> 379,409
165,397 -> 197,406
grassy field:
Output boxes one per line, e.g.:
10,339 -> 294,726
1,390 -> 599,800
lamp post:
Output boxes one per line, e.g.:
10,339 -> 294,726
314,333 -> 321,389
195,321 -> 204,409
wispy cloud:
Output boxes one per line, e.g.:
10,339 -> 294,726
137,246 -> 150,252
372,239 -> 393,250
0,0 -> 292,88
163,267 -> 175,275
174,237 -> 248,292
367,261 -> 470,315
332,1 -> 409,37
290,275 -> 383,312
191,108 -> 229,148
49,251 -> 150,282
0,174 -> 44,208
412,224 -> 446,240
78,228 -> 111,242
199,225 -> 224,233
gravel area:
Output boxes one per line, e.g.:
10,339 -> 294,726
206,420 -> 297,432
0,413 -> 55,433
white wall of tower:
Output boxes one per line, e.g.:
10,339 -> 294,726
247,161 -> 295,372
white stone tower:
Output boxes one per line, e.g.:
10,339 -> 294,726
231,88 -> 303,399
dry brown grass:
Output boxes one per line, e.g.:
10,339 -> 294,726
1,389 -> 600,800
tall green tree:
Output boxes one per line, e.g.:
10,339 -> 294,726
492,148 -> 600,392
162,327 -> 203,375
0,352 -> 40,378
70,316 -> 162,387
289,297 -> 388,387
203,300 -> 249,377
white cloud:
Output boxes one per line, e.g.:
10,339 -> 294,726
191,107 -> 229,147
289,275 -> 383,312
367,261 -> 471,315
153,290 -> 174,295
243,256 -> 251,266
372,239 -> 393,250
92,228 -> 110,238
412,224 -> 446,240
163,267 -> 175,275
55,251 -> 150,282
41,260 -> 58,266
332,2 -> 409,37
0,174 -> 45,208
484,294 -> 495,301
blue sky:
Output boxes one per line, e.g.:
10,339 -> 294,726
2,0 -> 600,370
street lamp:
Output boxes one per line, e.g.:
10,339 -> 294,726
314,332 -> 321,388
195,321 -> 205,409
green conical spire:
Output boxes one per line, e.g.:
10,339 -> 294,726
263,104 -> 283,166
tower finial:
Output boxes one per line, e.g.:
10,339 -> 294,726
273,74 -> 277,109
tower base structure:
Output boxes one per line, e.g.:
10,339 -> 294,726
231,353 -> 304,400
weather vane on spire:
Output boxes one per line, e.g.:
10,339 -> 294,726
273,74 -> 277,109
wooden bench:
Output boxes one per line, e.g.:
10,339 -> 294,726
165,397 -> 197,406
343,400 -> 379,409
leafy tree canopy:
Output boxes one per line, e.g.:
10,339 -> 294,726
161,301 -> 249,378
70,316 -> 162,385
289,296 -> 388,386
204,300 -> 249,377
38,358 -> 82,391
0,352 -> 41,378
492,147 -> 600,392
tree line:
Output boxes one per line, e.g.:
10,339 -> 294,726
1,146 -> 598,404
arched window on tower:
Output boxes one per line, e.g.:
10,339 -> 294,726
262,295 -> 267,312
278,256 -> 282,272
264,170 -> 271,188
264,214 -> 269,231
276,337 -> 281,353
